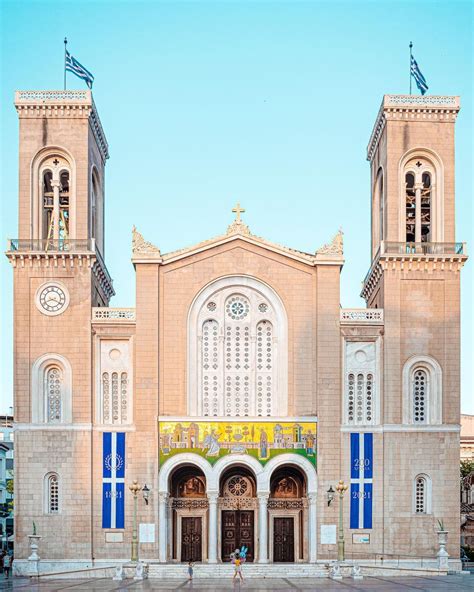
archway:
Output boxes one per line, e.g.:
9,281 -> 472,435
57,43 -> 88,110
219,465 -> 257,562
269,466 -> 306,562
169,465 -> 207,562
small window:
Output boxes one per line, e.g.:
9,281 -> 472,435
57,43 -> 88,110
414,474 -> 431,514
46,366 -> 63,423
420,172 -> 431,242
46,473 -> 59,514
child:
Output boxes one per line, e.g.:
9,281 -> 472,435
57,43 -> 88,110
187,561 -> 194,581
232,557 -> 244,582
3,553 -> 11,579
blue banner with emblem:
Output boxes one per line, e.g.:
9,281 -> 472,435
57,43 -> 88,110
102,432 -> 125,529
350,432 -> 373,529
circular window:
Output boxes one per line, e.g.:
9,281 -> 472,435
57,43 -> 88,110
258,302 -> 268,313
226,296 -> 249,320
207,301 -> 217,311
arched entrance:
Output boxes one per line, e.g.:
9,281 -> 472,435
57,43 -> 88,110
219,466 -> 257,562
169,465 -> 207,562
269,466 -> 306,562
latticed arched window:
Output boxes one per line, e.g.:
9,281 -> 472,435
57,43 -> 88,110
412,368 -> 428,423
346,372 -> 374,425
405,172 -> 416,243
402,356 -> 442,425
45,366 -> 62,423
102,371 -> 128,425
415,476 -> 426,513
414,474 -> 431,514
189,278 -> 288,417
46,473 -> 59,514
344,342 -> 377,426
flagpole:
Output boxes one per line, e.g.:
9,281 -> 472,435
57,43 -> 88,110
409,41 -> 413,95
64,37 -> 68,90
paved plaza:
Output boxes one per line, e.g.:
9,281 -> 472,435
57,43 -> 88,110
1,575 -> 474,592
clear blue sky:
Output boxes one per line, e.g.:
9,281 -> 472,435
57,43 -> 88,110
1,1 -> 472,414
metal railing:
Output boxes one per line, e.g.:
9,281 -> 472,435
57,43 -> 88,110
8,239 -> 94,253
382,242 -> 465,255
340,309 -> 384,323
92,308 -> 136,321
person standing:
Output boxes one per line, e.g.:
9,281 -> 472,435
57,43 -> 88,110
187,561 -> 194,581
232,557 -> 244,583
3,553 -> 11,579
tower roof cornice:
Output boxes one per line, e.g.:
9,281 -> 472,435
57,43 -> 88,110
14,90 -> 109,161
367,94 -> 460,162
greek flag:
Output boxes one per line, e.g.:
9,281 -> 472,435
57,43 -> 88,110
410,55 -> 429,95
65,50 -> 94,89
350,433 -> 373,529
102,432 -> 125,529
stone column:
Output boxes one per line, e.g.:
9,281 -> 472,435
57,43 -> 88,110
414,182 -> 422,244
257,493 -> 269,563
51,179 -> 60,240
208,492 -> 219,563
158,493 -> 169,562
308,493 -> 317,563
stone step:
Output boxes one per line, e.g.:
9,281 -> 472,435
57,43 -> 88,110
147,563 -> 329,579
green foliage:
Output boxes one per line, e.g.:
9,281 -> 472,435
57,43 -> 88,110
461,460 -> 474,479
6,478 -> 13,495
462,545 -> 474,561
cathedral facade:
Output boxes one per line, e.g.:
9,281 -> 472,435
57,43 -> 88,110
7,91 -> 467,573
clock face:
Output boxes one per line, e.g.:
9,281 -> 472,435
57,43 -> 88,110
36,283 -> 69,316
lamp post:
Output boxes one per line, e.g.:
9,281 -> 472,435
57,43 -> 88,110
129,480 -> 141,562
336,480 -> 349,562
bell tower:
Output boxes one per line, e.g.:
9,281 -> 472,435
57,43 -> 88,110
362,95 -> 467,558
6,90 -> 114,561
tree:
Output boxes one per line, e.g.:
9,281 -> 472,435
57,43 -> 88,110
461,460 -> 474,479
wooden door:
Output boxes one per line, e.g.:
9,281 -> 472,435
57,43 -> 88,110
221,510 -> 254,562
273,517 -> 294,562
181,516 -> 202,562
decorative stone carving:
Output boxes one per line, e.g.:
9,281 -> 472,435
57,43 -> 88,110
437,530 -> 449,569
226,219 -> 251,236
316,229 -> 344,255
352,564 -> 363,580
134,561 -> 148,580
113,565 -> 124,581
28,534 -> 41,576
131,226 -> 161,255
172,498 -> 209,509
268,499 -> 304,510
329,561 -> 342,579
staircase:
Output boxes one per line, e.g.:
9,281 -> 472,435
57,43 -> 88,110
147,562 -> 329,579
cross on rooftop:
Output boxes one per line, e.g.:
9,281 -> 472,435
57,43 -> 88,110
232,202 -> 245,222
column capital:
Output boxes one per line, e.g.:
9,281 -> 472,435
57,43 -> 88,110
207,491 -> 219,504
307,492 -> 317,504
257,492 -> 269,503
158,492 -> 169,503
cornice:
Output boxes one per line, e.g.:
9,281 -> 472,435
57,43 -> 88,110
14,90 -> 109,161
361,252 -> 467,302
367,95 -> 460,162
5,249 -> 115,300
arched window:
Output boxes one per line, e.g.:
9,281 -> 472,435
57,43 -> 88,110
400,150 -> 442,245
45,366 -> 63,423
344,342 -> 379,426
188,276 -> 288,417
32,354 -> 72,424
45,473 -> 59,514
40,163 -> 70,244
414,474 -> 431,514
98,340 -> 132,425
412,368 -> 428,423
31,147 -> 76,243
402,356 -> 442,425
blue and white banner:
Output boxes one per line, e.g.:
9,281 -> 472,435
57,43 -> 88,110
350,432 -> 373,529
102,432 -> 125,529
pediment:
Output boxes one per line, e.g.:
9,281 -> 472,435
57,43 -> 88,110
131,219 -> 344,267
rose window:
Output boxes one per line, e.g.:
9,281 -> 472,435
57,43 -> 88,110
226,296 -> 249,320
226,476 -> 249,496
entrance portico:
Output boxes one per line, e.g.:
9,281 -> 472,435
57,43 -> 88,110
158,452 -> 317,564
